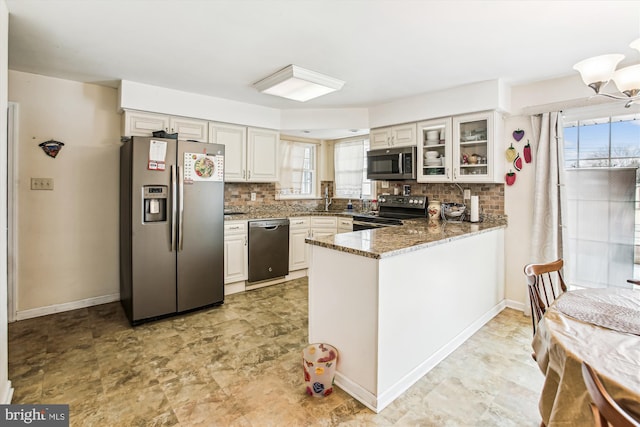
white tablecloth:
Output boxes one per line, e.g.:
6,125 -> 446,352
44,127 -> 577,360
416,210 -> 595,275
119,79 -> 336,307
531,288 -> 640,426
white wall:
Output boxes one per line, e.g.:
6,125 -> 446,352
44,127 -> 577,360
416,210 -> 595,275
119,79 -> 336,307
503,115 -> 535,309
9,71 -> 121,317
0,0 -> 13,404
280,108 -> 369,133
502,75 -> 624,310
119,80 -> 282,129
368,79 -> 510,128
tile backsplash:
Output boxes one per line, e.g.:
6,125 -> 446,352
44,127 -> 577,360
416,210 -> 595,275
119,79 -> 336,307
224,182 -> 331,211
224,181 -> 504,216
376,181 -> 504,216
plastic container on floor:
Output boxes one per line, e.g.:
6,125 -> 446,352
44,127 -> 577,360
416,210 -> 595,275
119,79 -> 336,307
303,343 -> 338,397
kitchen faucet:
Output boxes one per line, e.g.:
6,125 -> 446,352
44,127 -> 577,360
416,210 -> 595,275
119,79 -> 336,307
324,187 -> 332,212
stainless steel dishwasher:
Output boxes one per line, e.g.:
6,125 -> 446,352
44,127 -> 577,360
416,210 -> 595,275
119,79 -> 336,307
248,218 -> 290,283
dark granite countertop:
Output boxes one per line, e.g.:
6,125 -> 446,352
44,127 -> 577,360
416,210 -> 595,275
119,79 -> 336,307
223,207 -> 507,259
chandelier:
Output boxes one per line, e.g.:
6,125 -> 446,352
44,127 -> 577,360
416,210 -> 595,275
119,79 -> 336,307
573,39 -> 640,107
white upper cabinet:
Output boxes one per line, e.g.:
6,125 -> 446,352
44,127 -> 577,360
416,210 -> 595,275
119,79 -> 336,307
452,111 -> 503,183
122,110 -> 208,142
247,128 -> 279,182
417,118 -> 453,183
417,111 -> 504,183
369,123 -> 417,149
122,111 -> 169,137
210,124 -> 279,183
209,122 -> 247,181
170,117 -> 208,142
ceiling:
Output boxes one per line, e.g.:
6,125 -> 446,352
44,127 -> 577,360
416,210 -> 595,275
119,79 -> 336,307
6,0 -> 640,138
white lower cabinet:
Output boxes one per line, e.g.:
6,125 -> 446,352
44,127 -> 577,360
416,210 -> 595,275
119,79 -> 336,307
311,217 -> 338,239
337,218 -> 353,233
224,221 -> 248,284
289,217 -> 311,272
229,216 -> 346,278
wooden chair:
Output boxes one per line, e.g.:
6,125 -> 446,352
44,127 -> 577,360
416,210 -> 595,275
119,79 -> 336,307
582,361 -> 640,427
524,259 -> 567,336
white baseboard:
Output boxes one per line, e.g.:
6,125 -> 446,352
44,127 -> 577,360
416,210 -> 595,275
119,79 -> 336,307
224,281 -> 246,295
334,373 -> 379,413
16,293 -> 120,321
335,301 -> 507,413
0,380 -> 14,404
504,298 -> 526,312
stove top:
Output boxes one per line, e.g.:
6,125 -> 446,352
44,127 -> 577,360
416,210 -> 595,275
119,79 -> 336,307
377,195 -> 428,220
353,195 -> 428,223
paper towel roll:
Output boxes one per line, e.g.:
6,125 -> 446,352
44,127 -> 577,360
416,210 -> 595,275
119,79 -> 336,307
470,196 -> 479,223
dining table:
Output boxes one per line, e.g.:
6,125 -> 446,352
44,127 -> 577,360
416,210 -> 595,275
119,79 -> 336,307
531,287 -> 640,426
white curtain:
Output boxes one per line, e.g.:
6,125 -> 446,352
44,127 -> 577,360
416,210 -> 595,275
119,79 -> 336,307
530,112 -> 565,264
278,140 -> 309,196
334,139 -> 365,198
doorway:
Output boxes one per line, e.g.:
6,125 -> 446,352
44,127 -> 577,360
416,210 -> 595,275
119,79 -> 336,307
7,102 -> 17,322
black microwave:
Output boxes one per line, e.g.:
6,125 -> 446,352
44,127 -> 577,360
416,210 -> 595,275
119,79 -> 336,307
366,146 -> 417,180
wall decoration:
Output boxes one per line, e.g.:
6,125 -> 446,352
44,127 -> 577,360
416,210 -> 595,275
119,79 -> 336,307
506,170 -> 516,186
505,143 -> 518,162
38,139 -> 64,158
514,154 -> 523,171
524,140 -> 532,163
512,129 -> 525,142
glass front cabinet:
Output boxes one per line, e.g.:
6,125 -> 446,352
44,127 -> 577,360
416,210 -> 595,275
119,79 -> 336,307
417,111 -> 503,183
417,118 -> 452,183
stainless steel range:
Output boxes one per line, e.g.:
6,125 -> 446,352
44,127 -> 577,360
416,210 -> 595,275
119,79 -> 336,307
352,195 -> 428,231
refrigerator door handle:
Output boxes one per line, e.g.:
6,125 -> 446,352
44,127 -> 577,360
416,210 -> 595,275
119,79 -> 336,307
171,165 -> 177,251
178,165 -> 185,251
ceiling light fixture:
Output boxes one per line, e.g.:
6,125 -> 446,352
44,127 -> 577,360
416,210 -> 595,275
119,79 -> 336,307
252,65 -> 345,102
574,39 -> 640,107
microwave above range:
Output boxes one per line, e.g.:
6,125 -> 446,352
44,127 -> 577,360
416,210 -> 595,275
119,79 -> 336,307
366,146 -> 417,180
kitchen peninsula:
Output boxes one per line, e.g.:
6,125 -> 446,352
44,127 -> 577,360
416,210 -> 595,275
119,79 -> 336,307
306,219 -> 507,412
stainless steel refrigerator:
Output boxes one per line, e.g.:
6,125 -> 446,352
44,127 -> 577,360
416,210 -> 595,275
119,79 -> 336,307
120,136 -> 225,325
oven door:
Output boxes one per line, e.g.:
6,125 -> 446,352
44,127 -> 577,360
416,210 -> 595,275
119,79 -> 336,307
366,147 -> 416,180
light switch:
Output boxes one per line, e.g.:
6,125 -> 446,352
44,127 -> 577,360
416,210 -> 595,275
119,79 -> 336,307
31,178 -> 54,190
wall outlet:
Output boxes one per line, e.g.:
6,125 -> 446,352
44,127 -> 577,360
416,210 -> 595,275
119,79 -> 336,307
31,178 -> 54,190
250,192 -> 256,201
381,180 -> 389,188
463,188 -> 471,200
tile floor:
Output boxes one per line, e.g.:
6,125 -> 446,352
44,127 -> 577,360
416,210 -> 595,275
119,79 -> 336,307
9,277 -> 544,426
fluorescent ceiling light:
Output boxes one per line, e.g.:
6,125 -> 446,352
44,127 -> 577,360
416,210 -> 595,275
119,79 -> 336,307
253,65 -> 345,102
